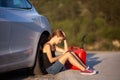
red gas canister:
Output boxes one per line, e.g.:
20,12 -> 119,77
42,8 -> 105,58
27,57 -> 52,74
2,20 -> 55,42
66,46 -> 86,70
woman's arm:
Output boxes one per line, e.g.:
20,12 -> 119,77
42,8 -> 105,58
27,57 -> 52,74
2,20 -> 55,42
64,39 -> 68,51
56,39 -> 68,54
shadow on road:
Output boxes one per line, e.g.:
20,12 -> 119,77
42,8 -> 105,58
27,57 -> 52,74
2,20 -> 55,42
86,53 -> 102,70
0,69 -> 33,80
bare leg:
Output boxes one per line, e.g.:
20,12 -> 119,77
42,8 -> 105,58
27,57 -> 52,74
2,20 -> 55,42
70,51 -> 86,68
58,52 -> 87,71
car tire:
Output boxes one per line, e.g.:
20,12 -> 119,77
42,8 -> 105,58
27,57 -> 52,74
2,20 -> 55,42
33,52 -> 43,75
33,33 -> 49,75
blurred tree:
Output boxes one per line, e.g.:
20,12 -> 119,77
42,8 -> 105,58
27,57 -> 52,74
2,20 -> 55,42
29,0 -> 120,51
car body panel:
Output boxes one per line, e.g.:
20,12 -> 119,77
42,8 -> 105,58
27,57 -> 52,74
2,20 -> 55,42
0,21 -> 11,65
0,0 -> 51,73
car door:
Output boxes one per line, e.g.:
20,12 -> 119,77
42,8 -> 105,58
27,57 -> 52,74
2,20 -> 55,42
0,8 -> 11,67
0,0 -> 37,71
7,0 -> 36,64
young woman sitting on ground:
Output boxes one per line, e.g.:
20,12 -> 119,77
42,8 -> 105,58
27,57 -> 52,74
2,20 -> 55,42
43,29 -> 96,75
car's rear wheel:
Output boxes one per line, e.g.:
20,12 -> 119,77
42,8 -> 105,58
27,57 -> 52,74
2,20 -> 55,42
33,52 -> 42,75
33,32 -> 49,75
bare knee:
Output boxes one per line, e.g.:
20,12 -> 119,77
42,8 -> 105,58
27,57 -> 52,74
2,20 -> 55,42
64,52 -> 72,56
58,52 -> 72,64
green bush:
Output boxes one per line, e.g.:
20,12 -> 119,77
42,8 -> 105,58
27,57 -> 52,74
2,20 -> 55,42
30,0 -> 120,51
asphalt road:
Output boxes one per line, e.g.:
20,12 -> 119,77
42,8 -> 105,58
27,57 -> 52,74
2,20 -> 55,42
0,51 -> 120,80
54,51 -> 120,80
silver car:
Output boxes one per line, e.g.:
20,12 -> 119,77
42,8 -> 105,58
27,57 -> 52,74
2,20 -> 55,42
0,0 -> 51,75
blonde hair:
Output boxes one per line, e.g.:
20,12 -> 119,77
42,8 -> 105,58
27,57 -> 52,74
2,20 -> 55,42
49,29 -> 66,40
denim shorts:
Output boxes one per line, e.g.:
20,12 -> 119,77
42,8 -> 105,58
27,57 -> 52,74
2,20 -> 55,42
46,61 -> 65,74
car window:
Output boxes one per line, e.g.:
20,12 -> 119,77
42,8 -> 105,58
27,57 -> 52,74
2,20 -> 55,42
0,0 -> 32,9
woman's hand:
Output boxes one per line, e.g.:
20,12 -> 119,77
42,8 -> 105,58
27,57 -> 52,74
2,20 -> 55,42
62,31 -> 66,40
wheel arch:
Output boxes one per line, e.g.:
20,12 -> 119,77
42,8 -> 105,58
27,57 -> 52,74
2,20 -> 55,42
32,31 -> 50,75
